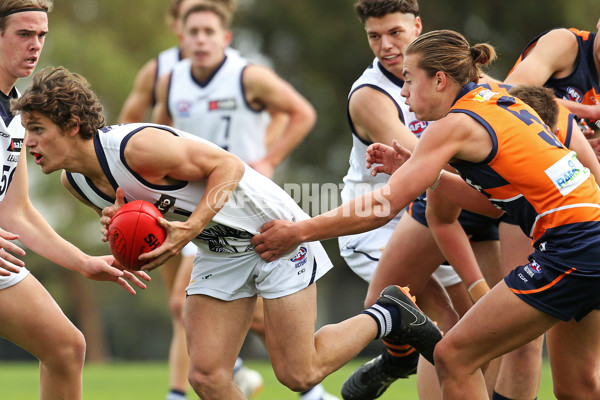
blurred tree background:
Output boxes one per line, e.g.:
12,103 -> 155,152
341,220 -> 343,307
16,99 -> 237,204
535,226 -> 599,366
2,0 -> 599,362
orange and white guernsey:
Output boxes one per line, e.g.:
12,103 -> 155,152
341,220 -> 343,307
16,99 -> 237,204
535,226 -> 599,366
448,82 -> 600,244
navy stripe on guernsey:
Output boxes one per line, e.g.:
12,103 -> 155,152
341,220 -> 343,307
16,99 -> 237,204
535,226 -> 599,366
346,61 -> 406,147
96,126 -> 188,192
562,112 -> 574,148
65,171 -> 115,205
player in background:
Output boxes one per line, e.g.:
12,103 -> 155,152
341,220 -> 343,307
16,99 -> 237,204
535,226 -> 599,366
339,1 -> 502,398
153,1 -> 315,179
252,29 -> 600,399
118,1 -> 265,398
504,18 -> 600,156
0,3 -> 148,399
15,65 -> 443,400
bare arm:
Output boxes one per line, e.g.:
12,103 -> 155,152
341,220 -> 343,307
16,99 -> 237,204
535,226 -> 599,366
109,128 -> 245,269
566,117 -> 600,181
251,116 -> 475,261
243,65 -> 316,175
118,59 -> 158,123
0,151 -> 149,293
505,29 -> 600,120
366,140 -> 504,218
349,86 -> 419,150
505,29 -> 578,86
425,189 -> 489,302
151,72 -> 174,126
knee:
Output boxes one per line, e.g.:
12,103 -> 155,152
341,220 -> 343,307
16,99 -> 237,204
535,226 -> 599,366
433,337 -> 463,380
168,293 -> 185,323
188,365 -> 229,399
41,328 -> 86,372
249,298 -> 265,335
272,364 -> 320,392
554,373 -> 600,400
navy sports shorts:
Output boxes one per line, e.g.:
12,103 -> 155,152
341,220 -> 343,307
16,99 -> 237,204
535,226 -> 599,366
505,222 -> 600,321
407,193 -> 499,242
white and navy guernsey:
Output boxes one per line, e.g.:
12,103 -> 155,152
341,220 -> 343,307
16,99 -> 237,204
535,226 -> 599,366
64,123 -> 308,256
341,57 -> 428,204
166,52 -> 268,163
0,86 -> 24,202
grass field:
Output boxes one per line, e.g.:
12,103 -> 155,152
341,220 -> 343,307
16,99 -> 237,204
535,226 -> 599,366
0,358 -> 557,399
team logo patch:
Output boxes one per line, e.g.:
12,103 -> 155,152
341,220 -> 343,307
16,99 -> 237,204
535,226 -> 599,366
208,98 -> 236,111
176,100 -> 193,117
565,86 -> 583,103
524,260 -> 542,278
473,89 -> 496,102
7,138 -> 22,152
409,120 -> 428,136
290,246 -> 308,268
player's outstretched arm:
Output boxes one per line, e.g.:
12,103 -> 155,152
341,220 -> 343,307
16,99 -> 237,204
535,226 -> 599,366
0,156 -> 151,294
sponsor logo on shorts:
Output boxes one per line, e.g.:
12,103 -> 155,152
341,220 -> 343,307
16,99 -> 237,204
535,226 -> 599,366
565,86 -> 583,103
291,246 -> 308,268
524,260 -> 542,278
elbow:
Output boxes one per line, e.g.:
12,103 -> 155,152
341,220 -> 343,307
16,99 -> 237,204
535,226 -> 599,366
295,102 -> 317,133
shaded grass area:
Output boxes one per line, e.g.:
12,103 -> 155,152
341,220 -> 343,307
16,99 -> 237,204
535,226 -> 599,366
0,358 -> 556,399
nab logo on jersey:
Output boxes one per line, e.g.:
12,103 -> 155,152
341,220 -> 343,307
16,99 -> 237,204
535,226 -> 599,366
409,121 -> 428,136
6,138 -> 22,152
208,98 -> 236,111
565,86 -> 583,103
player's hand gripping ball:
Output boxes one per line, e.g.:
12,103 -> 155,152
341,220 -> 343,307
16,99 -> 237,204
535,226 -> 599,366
107,200 -> 166,270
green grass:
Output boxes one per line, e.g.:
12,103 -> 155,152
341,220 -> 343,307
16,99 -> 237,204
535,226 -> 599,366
0,359 -> 556,399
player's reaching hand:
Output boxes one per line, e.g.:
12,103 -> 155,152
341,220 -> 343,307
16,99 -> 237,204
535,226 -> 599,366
139,217 -> 197,271
0,227 -> 26,275
251,220 -> 300,262
100,187 -> 127,242
366,139 -> 412,176
79,254 -> 151,295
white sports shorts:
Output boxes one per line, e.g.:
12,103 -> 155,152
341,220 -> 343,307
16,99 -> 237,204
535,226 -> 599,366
0,263 -> 29,290
186,241 -> 333,300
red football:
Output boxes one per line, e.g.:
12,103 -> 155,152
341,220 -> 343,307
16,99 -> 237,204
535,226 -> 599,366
107,200 -> 166,270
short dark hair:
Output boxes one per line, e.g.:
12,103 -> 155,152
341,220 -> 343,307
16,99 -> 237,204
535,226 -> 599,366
354,0 -> 419,24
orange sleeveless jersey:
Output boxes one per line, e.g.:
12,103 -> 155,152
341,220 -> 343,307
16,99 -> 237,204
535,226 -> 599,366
448,83 -> 600,242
